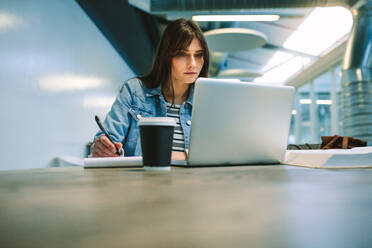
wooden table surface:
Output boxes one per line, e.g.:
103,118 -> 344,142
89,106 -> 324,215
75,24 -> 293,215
1,165 -> 372,248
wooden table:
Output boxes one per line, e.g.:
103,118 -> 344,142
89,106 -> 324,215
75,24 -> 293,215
1,165 -> 372,248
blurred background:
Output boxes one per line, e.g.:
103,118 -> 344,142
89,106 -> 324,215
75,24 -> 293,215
1,0 -> 370,170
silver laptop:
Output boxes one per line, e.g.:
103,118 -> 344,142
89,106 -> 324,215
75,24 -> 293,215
172,77 -> 295,166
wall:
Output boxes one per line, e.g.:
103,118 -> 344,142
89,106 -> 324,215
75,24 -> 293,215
0,0 -> 135,170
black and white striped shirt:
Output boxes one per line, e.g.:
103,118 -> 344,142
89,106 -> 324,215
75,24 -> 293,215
165,102 -> 185,152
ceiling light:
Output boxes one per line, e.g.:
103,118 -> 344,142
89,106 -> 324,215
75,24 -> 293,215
300,99 -> 312,104
262,51 -> 294,72
283,7 -> 353,56
218,69 -> 262,78
256,7 -> 351,85
298,99 -> 332,105
192,15 -> 280,22
254,56 -> 311,84
316,100 -> 332,105
204,28 -> 267,52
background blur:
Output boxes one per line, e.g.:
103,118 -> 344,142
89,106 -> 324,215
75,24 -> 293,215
0,0 -> 367,170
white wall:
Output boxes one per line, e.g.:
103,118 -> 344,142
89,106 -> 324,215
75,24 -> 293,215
0,0 -> 135,170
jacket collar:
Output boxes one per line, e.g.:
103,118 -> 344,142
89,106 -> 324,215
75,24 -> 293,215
145,83 -> 194,106
185,84 -> 194,106
145,84 -> 162,97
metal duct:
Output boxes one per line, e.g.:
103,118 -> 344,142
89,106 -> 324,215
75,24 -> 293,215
341,0 -> 372,144
129,0 -> 357,13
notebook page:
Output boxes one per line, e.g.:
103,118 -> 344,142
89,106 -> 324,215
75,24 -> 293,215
84,156 -> 143,168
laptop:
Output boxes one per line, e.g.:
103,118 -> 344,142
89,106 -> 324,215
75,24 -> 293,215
172,77 -> 295,166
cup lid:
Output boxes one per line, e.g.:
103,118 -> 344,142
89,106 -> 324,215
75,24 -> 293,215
138,117 -> 177,126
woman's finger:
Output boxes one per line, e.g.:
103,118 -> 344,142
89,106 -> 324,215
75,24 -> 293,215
99,135 -> 117,153
94,141 -> 115,157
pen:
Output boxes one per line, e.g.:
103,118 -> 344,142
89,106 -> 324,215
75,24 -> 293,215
95,115 -> 121,155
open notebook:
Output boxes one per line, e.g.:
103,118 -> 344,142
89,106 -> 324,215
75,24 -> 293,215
284,146 -> 372,169
84,156 -> 143,168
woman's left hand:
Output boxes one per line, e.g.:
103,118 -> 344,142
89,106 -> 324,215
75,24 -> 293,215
171,151 -> 187,161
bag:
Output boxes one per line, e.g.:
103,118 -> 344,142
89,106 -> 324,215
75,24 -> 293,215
287,143 -> 321,150
320,135 -> 367,149
287,135 -> 367,150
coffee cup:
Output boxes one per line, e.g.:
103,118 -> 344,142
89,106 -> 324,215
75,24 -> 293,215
138,117 -> 176,171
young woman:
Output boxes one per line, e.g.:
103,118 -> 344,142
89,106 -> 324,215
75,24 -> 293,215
91,18 -> 210,160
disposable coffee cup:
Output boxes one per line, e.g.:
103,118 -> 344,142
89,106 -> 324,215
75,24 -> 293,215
138,117 -> 176,171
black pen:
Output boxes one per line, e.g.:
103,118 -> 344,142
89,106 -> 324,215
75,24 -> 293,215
95,115 -> 121,155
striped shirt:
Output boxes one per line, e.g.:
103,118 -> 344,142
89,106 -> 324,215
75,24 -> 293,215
165,102 -> 185,152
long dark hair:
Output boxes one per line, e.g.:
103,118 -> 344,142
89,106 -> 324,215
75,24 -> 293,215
139,18 -> 209,99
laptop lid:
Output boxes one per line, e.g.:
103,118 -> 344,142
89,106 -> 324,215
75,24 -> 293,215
185,77 -> 295,166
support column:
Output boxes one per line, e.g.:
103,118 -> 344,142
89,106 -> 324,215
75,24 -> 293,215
341,0 -> 372,144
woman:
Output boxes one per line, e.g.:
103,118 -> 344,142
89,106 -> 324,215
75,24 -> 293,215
91,18 -> 209,160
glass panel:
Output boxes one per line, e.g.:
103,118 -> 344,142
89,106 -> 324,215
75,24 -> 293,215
314,72 -> 331,142
298,84 -> 311,143
289,63 -> 343,145
288,102 -> 296,144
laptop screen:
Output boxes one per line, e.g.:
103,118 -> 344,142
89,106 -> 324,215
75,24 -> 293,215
186,77 -> 295,166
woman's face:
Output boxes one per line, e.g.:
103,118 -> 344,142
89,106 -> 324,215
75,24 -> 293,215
171,38 -> 204,85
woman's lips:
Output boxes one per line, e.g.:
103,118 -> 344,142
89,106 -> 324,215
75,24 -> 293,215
184,72 -> 197,74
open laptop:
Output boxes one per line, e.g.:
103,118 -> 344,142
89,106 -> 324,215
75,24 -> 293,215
172,77 -> 295,166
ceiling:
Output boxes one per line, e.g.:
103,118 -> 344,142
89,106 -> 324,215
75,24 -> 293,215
77,0 -> 358,84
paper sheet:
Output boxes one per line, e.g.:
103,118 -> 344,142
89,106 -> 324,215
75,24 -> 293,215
284,147 -> 372,168
84,156 -> 143,168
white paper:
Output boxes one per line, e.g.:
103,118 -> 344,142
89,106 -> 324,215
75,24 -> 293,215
284,147 -> 372,168
84,156 -> 143,168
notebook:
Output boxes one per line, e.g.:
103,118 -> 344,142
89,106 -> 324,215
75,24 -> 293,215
284,147 -> 372,169
84,156 -> 142,168
172,77 -> 295,166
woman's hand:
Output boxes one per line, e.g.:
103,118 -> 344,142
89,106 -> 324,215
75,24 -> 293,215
171,151 -> 187,161
92,135 -> 123,157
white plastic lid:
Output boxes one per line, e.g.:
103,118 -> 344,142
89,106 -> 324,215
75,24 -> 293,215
138,117 -> 177,126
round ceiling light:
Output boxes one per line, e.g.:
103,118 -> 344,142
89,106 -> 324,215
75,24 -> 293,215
217,69 -> 262,78
204,28 -> 267,53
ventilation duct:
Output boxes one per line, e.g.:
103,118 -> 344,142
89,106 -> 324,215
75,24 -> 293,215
129,0 -> 357,13
341,1 -> 372,144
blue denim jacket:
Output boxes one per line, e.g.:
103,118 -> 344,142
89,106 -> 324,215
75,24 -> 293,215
92,78 -> 193,156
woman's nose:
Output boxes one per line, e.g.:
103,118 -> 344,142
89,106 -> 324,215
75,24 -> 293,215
188,55 -> 196,67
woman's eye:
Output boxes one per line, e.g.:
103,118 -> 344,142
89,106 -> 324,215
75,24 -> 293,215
196,53 -> 203,58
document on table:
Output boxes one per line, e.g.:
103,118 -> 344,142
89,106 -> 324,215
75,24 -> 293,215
84,156 -> 143,168
284,147 -> 372,169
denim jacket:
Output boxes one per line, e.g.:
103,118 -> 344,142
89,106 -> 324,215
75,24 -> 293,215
92,78 -> 193,156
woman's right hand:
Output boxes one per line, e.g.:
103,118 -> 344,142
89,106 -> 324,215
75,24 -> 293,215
92,134 -> 123,157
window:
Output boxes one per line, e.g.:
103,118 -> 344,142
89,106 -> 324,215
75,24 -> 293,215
298,84 -> 311,143
289,63 -> 343,144
314,71 -> 331,141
